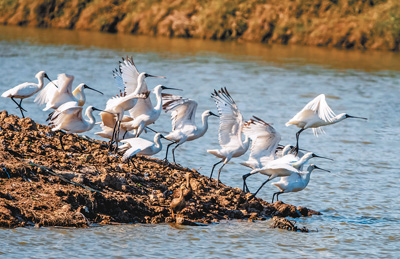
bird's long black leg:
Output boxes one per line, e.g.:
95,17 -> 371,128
113,120 -> 122,153
109,120 -> 118,151
164,142 -> 175,162
272,192 -> 279,203
11,97 -> 26,118
171,144 -> 181,164
293,128 -> 305,155
276,192 -> 282,202
209,160 -> 224,180
248,177 -> 272,200
216,162 -> 226,187
59,133 -> 65,151
242,173 -> 252,193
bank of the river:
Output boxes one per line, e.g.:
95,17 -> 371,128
0,0 -> 399,51
0,111 -> 319,230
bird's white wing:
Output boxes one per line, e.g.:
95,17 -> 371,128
119,57 -> 147,95
211,87 -> 243,149
34,80 -> 58,105
114,57 -> 153,117
308,94 -> 336,122
162,93 -> 198,131
121,137 -> 153,148
50,102 -> 83,128
56,73 -> 74,95
120,137 -> 154,161
243,116 -> 281,166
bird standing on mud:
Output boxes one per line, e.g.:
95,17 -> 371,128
271,164 -> 330,203
207,87 -> 250,187
119,133 -> 167,167
2,71 -> 57,118
286,94 -> 367,154
101,57 -> 165,151
170,185 -> 186,219
49,101 -> 104,150
35,73 -> 103,111
120,84 -> 182,137
162,93 -> 219,164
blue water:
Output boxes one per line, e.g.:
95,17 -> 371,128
1,26 -> 400,257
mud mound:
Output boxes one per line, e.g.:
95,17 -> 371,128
0,111 -> 320,229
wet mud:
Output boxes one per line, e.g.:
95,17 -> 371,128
0,111 -> 320,230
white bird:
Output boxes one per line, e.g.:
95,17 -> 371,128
35,73 -> 103,111
162,93 -> 219,164
286,94 -> 367,153
120,85 -> 181,137
104,58 -> 165,150
115,57 -> 166,127
207,87 -> 250,186
94,122 -> 135,141
240,116 -> 331,199
49,101 -> 103,150
2,71 -> 56,118
271,164 -> 330,203
119,133 -> 166,165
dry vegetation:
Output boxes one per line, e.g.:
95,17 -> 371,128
0,0 -> 399,51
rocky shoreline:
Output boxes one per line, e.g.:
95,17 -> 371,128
0,111 -> 319,230
0,0 -> 399,51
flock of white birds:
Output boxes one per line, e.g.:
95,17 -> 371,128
1,57 -> 367,202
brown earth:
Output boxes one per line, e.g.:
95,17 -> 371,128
0,110 -> 320,230
0,0 -> 399,51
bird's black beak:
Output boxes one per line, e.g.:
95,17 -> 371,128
314,165 -> 331,173
312,153 -> 334,161
84,84 -> 104,95
210,112 -> 219,117
345,114 -> 368,120
92,107 -> 105,112
161,86 -> 182,91
44,74 -> 58,88
146,74 -> 166,79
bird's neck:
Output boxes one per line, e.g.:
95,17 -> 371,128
242,134 -> 251,149
154,90 -> 163,112
134,77 -> 145,95
291,155 -> 311,169
73,88 -> 86,106
86,110 -> 97,131
36,76 -> 45,90
154,135 -> 162,149
302,171 -> 312,185
196,114 -> 209,137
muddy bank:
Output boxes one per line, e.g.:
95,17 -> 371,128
0,0 -> 399,51
0,111 -> 320,229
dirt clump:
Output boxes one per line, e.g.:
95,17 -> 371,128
0,111 -> 320,228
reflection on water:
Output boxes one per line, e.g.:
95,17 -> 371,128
1,25 -> 400,257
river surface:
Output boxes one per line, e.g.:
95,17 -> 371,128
1,25 -> 400,258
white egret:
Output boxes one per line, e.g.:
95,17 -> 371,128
2,71 -> 57,118
162,93 -> 218,164
35,73 -> 103,111
119,133 -> 167,166
286,94 -> 367,153
207,87 -> 250,186
49,101 -> 104,150
120,85 -> 181,137
271,164 -> 330,203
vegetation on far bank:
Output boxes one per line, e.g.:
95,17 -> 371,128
0,0 -> 399,51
